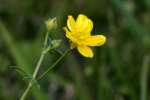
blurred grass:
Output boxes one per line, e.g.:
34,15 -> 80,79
0,0 -> 150,100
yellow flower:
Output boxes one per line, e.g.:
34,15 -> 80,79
63,14 -> 106,58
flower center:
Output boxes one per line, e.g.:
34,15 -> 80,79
70,33 -> 87,46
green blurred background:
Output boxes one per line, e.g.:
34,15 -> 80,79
0,0 -> 150,100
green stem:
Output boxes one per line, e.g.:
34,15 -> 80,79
37,48 -> 71,80
20,48 -> 71,100
20,83 -> 32,100
44,32 -> 49,47
33,52 -> 45,78
20,51 -> 46,100
0,21 -> 47,100
20,31 -> 50,100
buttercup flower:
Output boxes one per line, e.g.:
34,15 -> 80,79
63,14 -> 106,58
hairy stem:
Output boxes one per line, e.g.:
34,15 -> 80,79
20,31 -> 50,100
20,51 -> 46,100
37,48 -> 71,80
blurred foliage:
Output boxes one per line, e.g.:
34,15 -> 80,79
0,0 -> 150,100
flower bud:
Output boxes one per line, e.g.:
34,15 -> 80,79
51,39 -> 61,48
45,17 -> 57,31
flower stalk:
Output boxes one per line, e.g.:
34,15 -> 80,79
20,51 -> 46,100
20,17 -> 68,100
37,48 -> 71,80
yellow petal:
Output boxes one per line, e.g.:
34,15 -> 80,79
63,27 -> 72,39
77,45 -> 93,58
63,27 -> 77,44
84,35 -> 106,46
67,15 -> 75,31
75,14 -> 93,33
84,19 -> 93,33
